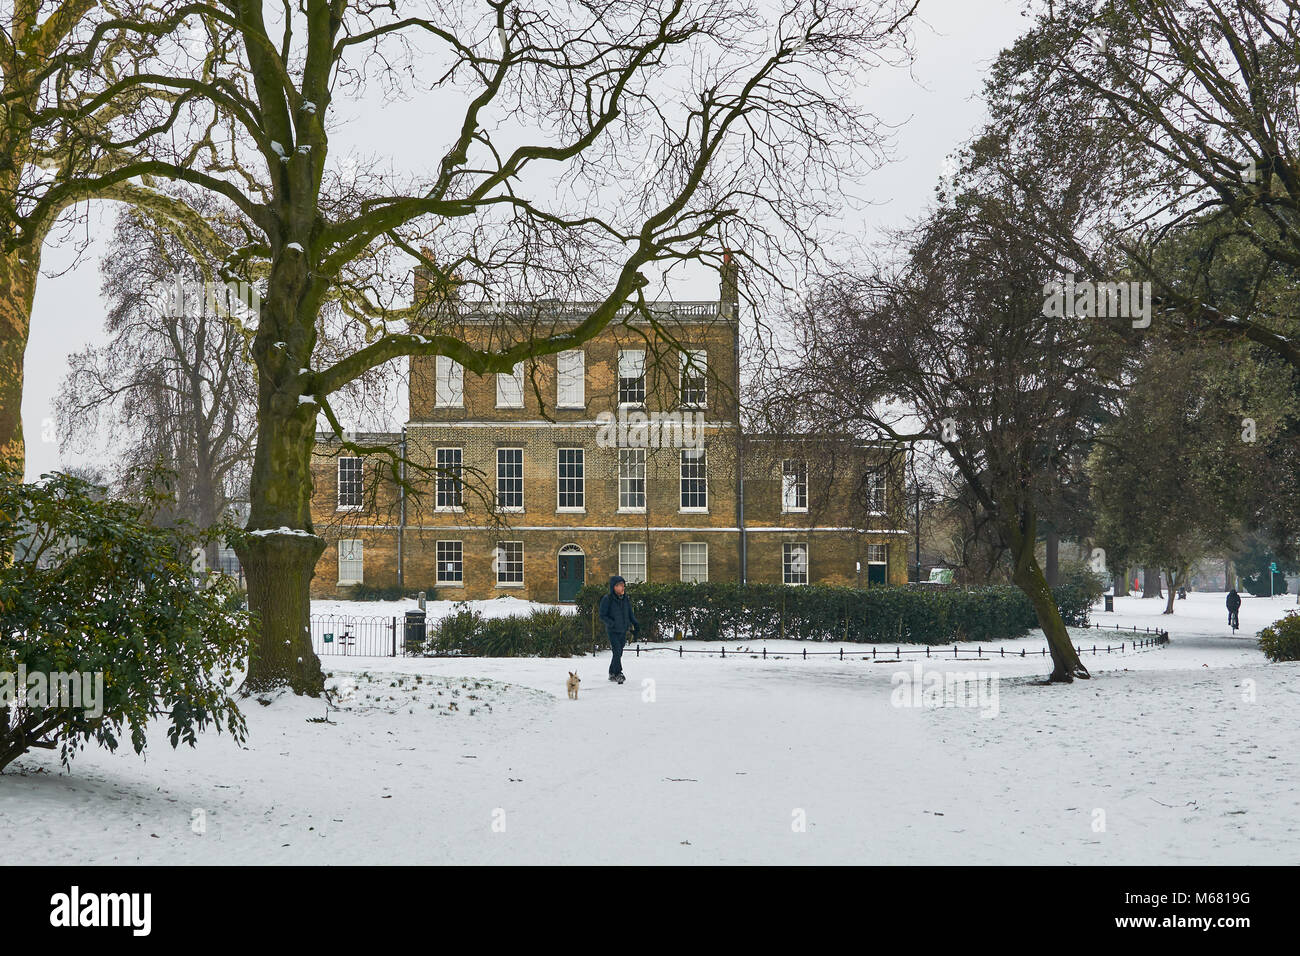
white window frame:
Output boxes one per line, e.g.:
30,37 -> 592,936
434,355 -> 464,408
556,349 -> 585,409
337,539 -> 364,585
618,349 -> 646,407
436,540 -> 464,586
496,447 -> 523,512
436,447 -> 463,511
337,456 -> 363,511
557,447 -> 585,513
866,473 -> 886,514
679,447 -> 708,513
618,448 -> 646,512
781,459 -> 808,513
679,348 -> 708,408
867,543 -> 888,565
783,542 -> 809,586
496,362 -> 525,408
680,542 -> 708,583
619,541 -> 647,583
495,540 -> 524,587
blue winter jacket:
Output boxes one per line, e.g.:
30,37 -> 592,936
598,575 -> 639,637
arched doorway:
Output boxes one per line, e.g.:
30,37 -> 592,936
557,544 -> 585,603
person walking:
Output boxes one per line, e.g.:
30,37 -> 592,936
598,575 -> 639,684
1226,588 -> 1242,631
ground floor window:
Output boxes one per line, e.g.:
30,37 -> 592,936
680,542 -> 708,583
338,539 -> 364,584
496,540 -> 524,585
436,540 -> 463,584
783,542 -> 809,585
619,541 -> 647,583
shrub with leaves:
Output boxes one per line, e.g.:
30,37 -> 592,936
427,606 -> 586,657
1258,612 -> 1300,663
0,471 -> 252,772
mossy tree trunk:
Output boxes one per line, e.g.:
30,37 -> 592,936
0,249 -> 38,475
233,248 -> 328,695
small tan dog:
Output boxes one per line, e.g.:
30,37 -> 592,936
566,671 -> 581,700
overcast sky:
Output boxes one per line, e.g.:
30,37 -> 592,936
22,0 -> 1030,481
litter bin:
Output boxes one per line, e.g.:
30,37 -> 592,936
1103,594 -> 1114,612
404,610 -> 427,655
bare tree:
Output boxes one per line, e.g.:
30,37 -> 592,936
55,194 -> 257,565
756,154 -> 1132,682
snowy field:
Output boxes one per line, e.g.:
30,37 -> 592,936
2,591 -> 1297,865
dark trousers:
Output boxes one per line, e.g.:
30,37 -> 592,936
608,631 -> 626,675
1229,609 -> 1240,628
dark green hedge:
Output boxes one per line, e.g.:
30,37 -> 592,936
574,579 -> 1100,646
420,607 -> 587,657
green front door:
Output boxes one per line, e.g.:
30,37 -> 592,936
867,562 -> 887,586
558,552 -> 585,602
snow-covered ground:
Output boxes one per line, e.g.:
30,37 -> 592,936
2,591 -> 1297,864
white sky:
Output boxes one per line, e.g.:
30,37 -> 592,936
22,0 -> 1030,480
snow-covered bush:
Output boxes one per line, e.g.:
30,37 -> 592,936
1258,612 -> 1300,662
1,471 -> 252,772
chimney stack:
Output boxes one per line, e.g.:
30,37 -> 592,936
720,250 -> 739,320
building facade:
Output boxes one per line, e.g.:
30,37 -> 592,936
308,269 -> 910,601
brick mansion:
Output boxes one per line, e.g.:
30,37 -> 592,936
308,264 -> 911,602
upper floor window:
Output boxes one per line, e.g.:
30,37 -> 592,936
680,448 -> 707,511
781,459 -> 807,513
497,447 -> 523,511
865,473 -> 886,513
337,457 -> 363,510
557,448 -> 585,511
618,349 -> 646,407
436,447 -> 463,510
557,350 -> 585,408
680,349 -> 707,408
497,362 -> 524,408
618,449 -> 646,512
435,355 -> 463,407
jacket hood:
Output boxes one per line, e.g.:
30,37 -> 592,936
608,575 -> 626,595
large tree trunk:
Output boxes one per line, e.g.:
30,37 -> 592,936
0,250 -> 38,476
234,272 -> 326,695
1142,566 -> 1163,598
1003,506 -> 1089,682
1113,569 -> 1130,597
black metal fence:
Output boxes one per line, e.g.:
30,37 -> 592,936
310,615 -> 399,657
308,613 -> 1170,662
619,629 -> 1169,661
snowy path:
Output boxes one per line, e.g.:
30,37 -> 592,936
2,592 -> 1296,864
